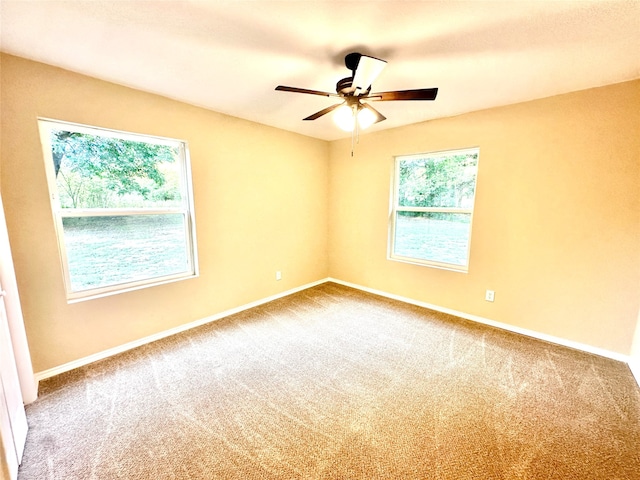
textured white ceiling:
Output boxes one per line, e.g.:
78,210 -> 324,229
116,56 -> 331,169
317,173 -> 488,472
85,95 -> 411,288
1,1 -> 639,141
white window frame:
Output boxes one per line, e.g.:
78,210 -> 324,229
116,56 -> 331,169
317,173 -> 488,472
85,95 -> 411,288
388,147 -> 479,273
38,118 -> 198,302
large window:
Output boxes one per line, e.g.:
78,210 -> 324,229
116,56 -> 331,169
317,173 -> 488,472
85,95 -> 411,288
389,147 -> 479,272
39,119 -> 198,301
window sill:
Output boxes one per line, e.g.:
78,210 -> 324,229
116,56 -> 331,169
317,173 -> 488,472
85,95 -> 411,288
387,254 -> 469,274
66,272 -> 198,304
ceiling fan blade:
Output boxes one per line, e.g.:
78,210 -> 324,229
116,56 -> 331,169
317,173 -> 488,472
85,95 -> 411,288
352,55 -> 387,96
303,103 -> 343,121
361,103 -> 386,124
275,85 -> 338,98
369,88 -> 439,101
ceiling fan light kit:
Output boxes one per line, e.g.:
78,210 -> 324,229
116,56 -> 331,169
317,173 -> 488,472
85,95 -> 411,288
333,102 -> 377,132
275,52 -> 438,154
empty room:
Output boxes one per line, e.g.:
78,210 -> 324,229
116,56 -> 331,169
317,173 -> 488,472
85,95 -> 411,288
1,1 -> 639,479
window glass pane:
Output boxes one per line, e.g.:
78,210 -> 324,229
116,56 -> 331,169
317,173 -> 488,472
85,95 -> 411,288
39,119 -> 197,299
398,152 -> 478,208
50,129 -> 182,209
393,212 -> 471,266
62,215 -> 189,291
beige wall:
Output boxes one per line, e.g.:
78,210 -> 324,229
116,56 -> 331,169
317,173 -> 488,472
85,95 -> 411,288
328,80 -> 640,355
0,54 -> 329,372
1,53 -> 639,373
631,307 -> 640,363
629,304 -> 640,386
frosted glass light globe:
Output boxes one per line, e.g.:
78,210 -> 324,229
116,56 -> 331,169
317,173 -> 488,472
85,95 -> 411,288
333,104 -> 355,132
357,107 -> 376,129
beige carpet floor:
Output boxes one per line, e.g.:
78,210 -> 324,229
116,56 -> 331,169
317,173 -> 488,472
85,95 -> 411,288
18,282 -> 640,479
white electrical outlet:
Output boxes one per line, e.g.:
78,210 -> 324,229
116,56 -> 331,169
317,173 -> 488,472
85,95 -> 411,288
485,290 -> 495,302
276,271 -> 282,281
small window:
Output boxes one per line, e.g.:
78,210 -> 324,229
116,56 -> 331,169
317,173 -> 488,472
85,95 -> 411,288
389,147 -> 479,272
38,119 -> 198,301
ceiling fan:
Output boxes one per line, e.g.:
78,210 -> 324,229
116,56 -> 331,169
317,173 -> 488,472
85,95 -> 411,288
275,52 -> 438,134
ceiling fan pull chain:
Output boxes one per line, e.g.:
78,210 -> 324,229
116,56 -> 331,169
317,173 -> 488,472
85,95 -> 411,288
351,127 -> 355,157
351,103 -> 358,156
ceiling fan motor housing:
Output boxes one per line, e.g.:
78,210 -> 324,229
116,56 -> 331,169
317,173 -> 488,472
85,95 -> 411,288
336,77 -> 355,95
336,76 -> 371,97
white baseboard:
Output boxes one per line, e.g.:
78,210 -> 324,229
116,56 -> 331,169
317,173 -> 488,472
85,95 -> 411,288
34,278 -> 330,382
35,276 -> 636,389
328,278 -> 631,364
